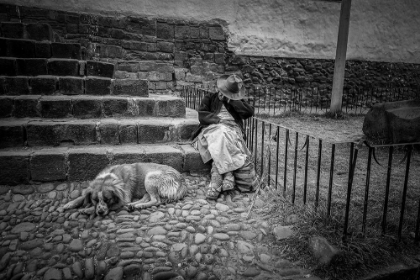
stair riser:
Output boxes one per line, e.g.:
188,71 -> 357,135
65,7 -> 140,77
0,76 -> 148,96
0,58 -> 115,78
0,97 -> 185,119
0,145 -> 208,185
0,121 -> 196,147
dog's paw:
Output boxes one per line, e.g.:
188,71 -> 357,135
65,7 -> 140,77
78,208 -> 95,215
125,205 -> 135,212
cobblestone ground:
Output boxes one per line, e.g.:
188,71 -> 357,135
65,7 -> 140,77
0,174 -> 321,280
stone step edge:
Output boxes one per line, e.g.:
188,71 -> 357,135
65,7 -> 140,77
0,117 -> 199,148
0,76 -> 148,97
0,94 -> 186,119
0,144 -> 209,185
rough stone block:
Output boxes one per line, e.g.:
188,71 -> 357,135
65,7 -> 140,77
58,77 -> 84,95
199,26 -> 209,39
72,97 -> 102,118
3,77 -> 30,95
156,99 -> 185,117
157,22 -> 174,39
157,41 -> 174,53
175,25 -> 190,39
0,123 -> 25,148
99,120 -> 120,144
0,38 -> 6,56
141,145 -> 184,171
16,58 -> 48,76
85,77 -> 112,95
209,26 -> 225,41
0,151 -> 30,185
99,44 -> 124,59
119,122 -> 138,144
14,96 -> 40,118
47,59 -> 79,76
35,42 -> 52,58
1,22 -> 24,39
0,58 -> 16,76
40,97 -> 72,118
0,97 -> 14,117
25,23 -> 53,41
103,98 -> 128,117
214,53 -> 225,64
30,150 -> 67,181
112,79 -> 148,96
121,40 -> 147,51
30,76 -> 58,95
68,148 -> 109,181
179,144 -> 210,172
86,61 -> 115,78
136,99 -> 155,116
138,123 -> 170,143
27,121 -> 97,146
7,38 -> 36,58
51,42 -> 81,59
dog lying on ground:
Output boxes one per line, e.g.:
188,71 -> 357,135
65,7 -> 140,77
62,163 -> 188,216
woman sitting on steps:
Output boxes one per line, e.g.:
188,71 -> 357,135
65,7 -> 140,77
191,74 -> 259,200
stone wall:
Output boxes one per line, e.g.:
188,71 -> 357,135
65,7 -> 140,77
1,3 -> 419,98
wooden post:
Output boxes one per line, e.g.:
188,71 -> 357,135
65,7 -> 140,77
330,0 -> 352,114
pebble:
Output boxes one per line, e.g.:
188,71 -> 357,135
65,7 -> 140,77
68,239 -> 83,252
104,267 -> 123,280
215,203 -> 229,212
195,233 -> 206,244
11,222 -> 36,233
213,233 -> 230,241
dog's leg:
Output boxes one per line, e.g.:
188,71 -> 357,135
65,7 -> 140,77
128,193 -> 160,210
126,193 -> 151,211
62,196 -> 85,210
78,206 -> 95,215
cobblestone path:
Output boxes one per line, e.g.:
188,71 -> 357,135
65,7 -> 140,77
0,174 -> 321,280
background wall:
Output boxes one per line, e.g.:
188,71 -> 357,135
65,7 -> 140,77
1,0 -> 419,63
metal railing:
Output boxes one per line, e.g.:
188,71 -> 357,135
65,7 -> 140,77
182,86 -> 420,242
244,117 -> 419,242
182,85 -> 420,115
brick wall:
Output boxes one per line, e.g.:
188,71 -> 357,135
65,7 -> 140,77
0,3 -> 419,96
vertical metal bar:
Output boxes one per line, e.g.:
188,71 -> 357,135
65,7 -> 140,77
327,144 -> 336,217
382,146 -> 394,234
268,123 -> 272,186
254,119 -> 259,166
343,142 -> 357,241
275,126 -> 280,190
303,135 -> 309,205
292,132 -> 298,204
398,146 -> 412,241
260,121 -> 265,176
362,147 -> 373,236
315,139 -> 322,209
268,88 -> 272,115
416,195 -> 420,242
283,129 -> 289,197
273,88 -> 277,116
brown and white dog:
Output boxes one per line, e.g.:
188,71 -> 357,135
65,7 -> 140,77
62,163 -> 188,216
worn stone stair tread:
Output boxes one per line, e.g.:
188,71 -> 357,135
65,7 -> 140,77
0,143 -> 208,184
0,115 -> 199,148
0,94 -> 187,119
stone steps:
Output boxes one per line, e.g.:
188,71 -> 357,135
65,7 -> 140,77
0,94 -> 185,119
0,143 -> 207,185
0,113 -> 198,148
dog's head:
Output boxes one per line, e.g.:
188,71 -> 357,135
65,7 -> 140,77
85,173 -> 128,216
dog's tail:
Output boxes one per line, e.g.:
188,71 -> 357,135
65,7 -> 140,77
157,169 -> 188,203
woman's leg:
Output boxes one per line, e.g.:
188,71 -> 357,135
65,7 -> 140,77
206,161 -> 223,200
